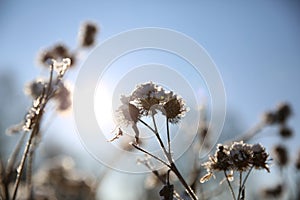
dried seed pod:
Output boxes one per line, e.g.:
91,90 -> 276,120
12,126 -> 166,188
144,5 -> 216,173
79,22 -> 98,47
261,184 -> 284,198
276,103 -> 292,124
273,145 -> 289,167
279,126 -> 293,138
262,111 -> 277,125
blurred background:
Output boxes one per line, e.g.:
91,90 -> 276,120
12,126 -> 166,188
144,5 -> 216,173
0,1 -> 300,199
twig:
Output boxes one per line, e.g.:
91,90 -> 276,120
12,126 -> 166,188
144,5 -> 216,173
5,133 -> 26,177
237,171 -> 243,200
239,166 -> 253,199
131,143 -> 170,168
166,117 -> 171,155
26,137 -> 37,199
224,170 -> 236,200
141,115 -> 197,200
170,163 -> 198,200
12,64 -> 55,200
11,129 -> 36,200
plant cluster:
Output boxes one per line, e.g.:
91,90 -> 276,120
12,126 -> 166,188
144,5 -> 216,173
0,21 -> 98,200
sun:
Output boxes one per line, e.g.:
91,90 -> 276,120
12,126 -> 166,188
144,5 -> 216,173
94,82 -> 115,135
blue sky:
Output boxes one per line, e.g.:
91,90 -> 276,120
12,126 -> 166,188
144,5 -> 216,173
1,1 -> 300,199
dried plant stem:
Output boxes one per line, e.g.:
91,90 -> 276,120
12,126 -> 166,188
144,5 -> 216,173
12,65 -> 55,200
5,133 -> 26,177
141,160 -> 184,200
12,129 -> 35,200
238,166 -> 253,200
138,119 -> 156,133
224,170 -> 236,200
237,171 -> 243,200
170,163 -> 198,200
166,117 -> 171,155
131,143 -> 170,168
26,137 -> 36,199
2,133 -> 27,200
140,117 -> 198,200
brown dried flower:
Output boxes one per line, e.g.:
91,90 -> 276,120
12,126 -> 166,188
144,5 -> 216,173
279,126 -> 293,138
201,141 -> 270,183
261,184 -> 284,198
24,79 -> 46,99
229,141 -> 252,171
79,22 -> 98,47
251,143 -> 270,172
276,103 -> 292,124
163,95 -> 187,124
273,145 -> 289,167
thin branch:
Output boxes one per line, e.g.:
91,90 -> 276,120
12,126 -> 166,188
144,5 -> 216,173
5,133 -> 26,176
11,129 -> 35,200
170,163 -> 198,200
224,170 -> 236,200
131,143 -> 170,168
138,119 -> 156,134
166,117 -> 171,155
239,166 -> 253,198
237,171 -> 243,200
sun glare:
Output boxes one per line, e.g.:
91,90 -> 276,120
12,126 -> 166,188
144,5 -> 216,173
94,82 -> 114,135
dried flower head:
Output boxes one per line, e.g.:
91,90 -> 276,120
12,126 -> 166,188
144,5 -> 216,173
261,184 -> 284,198
163,94 -> 187,124
279,126 -> 293,138
24,79 -> 46,99
23,97 -> 43,131
201,141 -> 270,183
79,22 -> 98,47
116,95 -> 141,143
200,144 -> 231,182
275,102 -> 292,124
38,44 -> 72,67
251,143 -> 270,172
53,58 -> 71,77
262,111 -> 277,125
131,82 -> 166,115
116,95 -> 140,125
273,145 -> 289,167
54,82 -> 72,112
229,141 -> 252,171
52,44 -> 70,58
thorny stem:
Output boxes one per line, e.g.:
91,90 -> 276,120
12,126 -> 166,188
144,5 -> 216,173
224,170 -> 236,200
